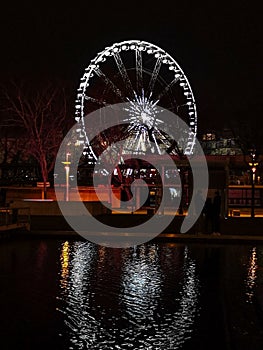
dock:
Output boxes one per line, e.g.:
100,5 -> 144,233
0,207 -> 31,237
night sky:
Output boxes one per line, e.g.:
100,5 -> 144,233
0,1 -> 262,136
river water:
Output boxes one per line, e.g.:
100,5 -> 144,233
0,237 -> 263,349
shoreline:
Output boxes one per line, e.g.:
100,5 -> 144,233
4,228 -> 263,245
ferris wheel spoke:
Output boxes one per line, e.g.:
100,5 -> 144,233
124,129 -> 140,153
135,49 -> 143,94
151,132 -> 162,155
177,102 -> 196,113
157,76 -> 181,101
147,57 -> 162,96
136,133 -> 145,152
113,52 -> 135,99
84,95 -> 107,106
134,130 -> 142,152
94,68 -> 123,100
153,128 -> 178,154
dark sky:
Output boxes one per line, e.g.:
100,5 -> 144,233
0,1 -> 262,135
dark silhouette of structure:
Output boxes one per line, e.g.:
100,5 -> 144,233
212,191 -> 221,234
203,197 -> 213,234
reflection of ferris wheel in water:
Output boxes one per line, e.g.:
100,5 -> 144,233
75,40 -> 197,160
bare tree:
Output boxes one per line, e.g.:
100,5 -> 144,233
2,80 -> 73,198
0,130 -> 20,166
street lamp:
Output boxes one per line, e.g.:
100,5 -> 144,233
248,149 -> 258,218
62,152 -> 71,201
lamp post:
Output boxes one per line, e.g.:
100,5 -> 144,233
62,152 -> 71,201
248,149 -> 258,218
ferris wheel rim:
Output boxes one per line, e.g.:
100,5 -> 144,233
75,40 -> 197,156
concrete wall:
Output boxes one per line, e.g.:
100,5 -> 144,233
10,200 -> 110,216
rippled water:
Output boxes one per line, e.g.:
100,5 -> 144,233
1,238 -> 263,349
57,242 -> 199,349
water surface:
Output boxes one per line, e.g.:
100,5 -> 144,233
0,237 -> 263,349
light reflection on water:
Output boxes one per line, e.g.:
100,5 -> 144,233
60,241 -> 70,291
57,242 -> 200,349
1,239 -> 263,348
245,247 -> 258,303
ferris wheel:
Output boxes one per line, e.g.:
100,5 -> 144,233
75,40 -> 197,160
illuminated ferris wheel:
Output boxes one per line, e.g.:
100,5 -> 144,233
75,40 -> 197,161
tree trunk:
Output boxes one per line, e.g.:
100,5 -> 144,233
43,182 -> 47,200
40,155 -> 48,200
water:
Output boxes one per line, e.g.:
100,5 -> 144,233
0,237 -> 263,349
